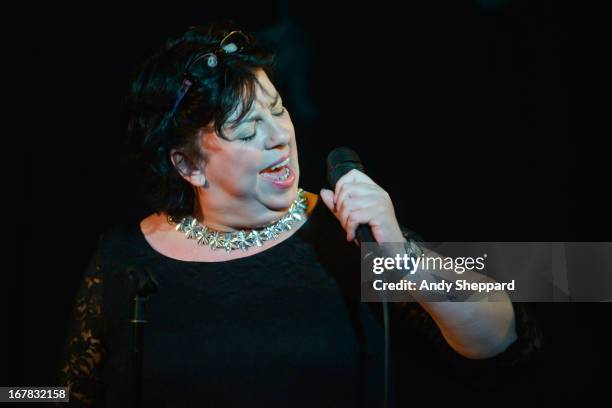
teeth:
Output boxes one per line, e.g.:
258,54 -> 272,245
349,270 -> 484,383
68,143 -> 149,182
269,158 -> 290,171
270,167 -> 290,181
261,165 -> 291,182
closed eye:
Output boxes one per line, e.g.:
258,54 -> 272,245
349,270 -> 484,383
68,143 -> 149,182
272,106 -> 286,117
238,104 -> 284,142
241,134 -> 256,142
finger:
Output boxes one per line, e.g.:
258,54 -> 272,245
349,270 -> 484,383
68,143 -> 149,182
337,196 -> 377,234
345,205 -> 380,242
335,169 -> 376,199
335,182 -> 380,209
334,169 -> 364,204
337,196 -> 357,230
319,188 -> 336,213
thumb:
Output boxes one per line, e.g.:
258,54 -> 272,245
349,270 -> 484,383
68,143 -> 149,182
319,188 -> 336,213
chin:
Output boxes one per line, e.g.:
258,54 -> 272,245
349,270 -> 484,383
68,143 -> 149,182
260,186 -> 298,211
276,188 -> 298,208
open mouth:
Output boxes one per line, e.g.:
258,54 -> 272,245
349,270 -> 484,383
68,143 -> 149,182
259,158 -> 292,181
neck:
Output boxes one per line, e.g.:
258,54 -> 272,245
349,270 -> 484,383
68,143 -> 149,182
193,189 -> 302,232
172,189 -> 308,252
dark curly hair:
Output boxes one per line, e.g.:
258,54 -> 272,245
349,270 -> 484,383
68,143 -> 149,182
124,23 -> 275,220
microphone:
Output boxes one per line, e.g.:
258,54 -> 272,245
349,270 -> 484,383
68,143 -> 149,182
326,147 -> 375,244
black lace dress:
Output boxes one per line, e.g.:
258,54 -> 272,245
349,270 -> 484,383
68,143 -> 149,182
56,196 -> 543,407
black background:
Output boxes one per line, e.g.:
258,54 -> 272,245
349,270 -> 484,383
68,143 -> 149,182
14,0 -> 610,405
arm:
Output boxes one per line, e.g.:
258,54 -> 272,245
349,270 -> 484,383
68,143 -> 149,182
319,169 -> 541,362
56,242 -> 107,407
391,226 -> 544,367
395,229 -> 518,359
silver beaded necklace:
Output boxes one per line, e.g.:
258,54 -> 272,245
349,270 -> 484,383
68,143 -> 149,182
171,188 -> 308,253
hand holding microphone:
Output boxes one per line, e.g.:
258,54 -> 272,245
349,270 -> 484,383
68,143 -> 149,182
321,147 -> 405,244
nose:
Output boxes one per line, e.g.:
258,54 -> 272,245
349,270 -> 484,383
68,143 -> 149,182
264,121 -> 291,150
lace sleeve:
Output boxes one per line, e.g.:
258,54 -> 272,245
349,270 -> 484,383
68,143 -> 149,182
57,241 -> 107,407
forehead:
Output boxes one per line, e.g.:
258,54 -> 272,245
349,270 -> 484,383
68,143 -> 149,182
225,70 -> 278,124
254,69 -> 277,97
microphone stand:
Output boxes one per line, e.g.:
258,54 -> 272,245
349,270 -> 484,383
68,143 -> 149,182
355,225 -> 390,408
128,267 -> 159,408
327,147 -> 390,408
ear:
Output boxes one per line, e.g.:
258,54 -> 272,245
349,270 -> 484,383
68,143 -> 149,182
170,149 -> 207,188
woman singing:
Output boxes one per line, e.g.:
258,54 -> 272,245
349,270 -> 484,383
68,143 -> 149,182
57,23 -> 543,407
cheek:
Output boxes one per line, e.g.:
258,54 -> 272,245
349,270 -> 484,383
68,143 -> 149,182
210,147 -> 262,185
284,117 -> 296,139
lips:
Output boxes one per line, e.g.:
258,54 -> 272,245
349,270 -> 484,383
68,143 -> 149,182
259,163 -> 296,188
260,155 -> 290,173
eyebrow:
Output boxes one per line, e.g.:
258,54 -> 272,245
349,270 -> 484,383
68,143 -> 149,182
235,93 -> 281,125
